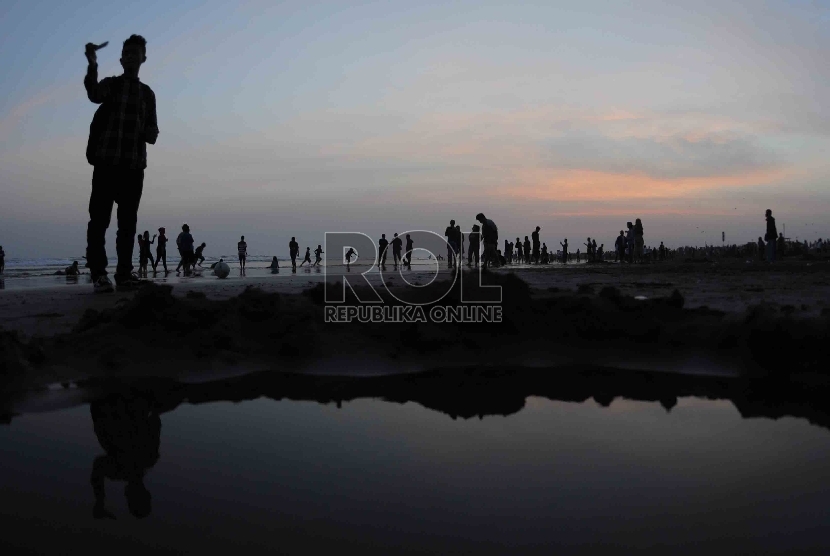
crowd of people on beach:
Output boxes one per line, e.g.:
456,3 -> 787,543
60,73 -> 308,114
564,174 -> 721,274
0,37 -> 815,293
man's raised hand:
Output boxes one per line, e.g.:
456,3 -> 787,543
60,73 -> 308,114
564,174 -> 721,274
84,41 -> 108,65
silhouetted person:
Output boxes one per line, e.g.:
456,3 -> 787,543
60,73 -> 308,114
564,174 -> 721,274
313,244 -> 324,267
515,237 -> 523,264
532,226 -> 541,264
175,223 -> 194,275
194,242 -> 207,267
404,235 -> 414,267
597,243 -> 604,261
444,220 -> 457,269
90,393 -> 160,519
289,237 -> 299,271
523,236 -> 531,264
468,225 -> 481,267
378,234 -> 389,267
391,233 -> 403,269
584,237 -> 592,262
456,225 -> 464,264
237,235 -> 247,273
476,213 -> 499,268
765,209 -> 778,262
345,247 -> 356,270
757,237 -> 765,261
592,239 -> 598,261
153,227 -> 168,272
300,247 -> 312,267
84,35 -> 158,293
633,218 -> 644,262
269,256 -> 280,273
140,230 -> 156,276
541,243 -> 548,264
65,261 -> 81,276
560,239 -> 568,264
615,230 -> 625,263
658,242 -> 665,261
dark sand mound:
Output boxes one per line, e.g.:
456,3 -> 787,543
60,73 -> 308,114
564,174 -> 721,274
1,273 -> 828,385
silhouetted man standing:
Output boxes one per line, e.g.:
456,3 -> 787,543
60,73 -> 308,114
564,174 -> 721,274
391,233 -> 403,269
84,35 -> 158,293
532,226 -> 541,264
289,237 -> 299,271
765,209 -> 778,262
378,234 -> 389,267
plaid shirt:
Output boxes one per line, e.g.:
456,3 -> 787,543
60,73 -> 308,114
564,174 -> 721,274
85,66 -> 158,169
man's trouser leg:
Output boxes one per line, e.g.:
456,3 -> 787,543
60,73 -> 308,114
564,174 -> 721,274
113,168 -> 144,279
86,166 -> 116,279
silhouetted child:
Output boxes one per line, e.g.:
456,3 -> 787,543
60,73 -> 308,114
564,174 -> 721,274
345,247 -> 356,270
300,247 -> 312,267
194,242 -> 206,267
154,227 -> 168,272
313,245 -> 324,267
269,256 -> 280,273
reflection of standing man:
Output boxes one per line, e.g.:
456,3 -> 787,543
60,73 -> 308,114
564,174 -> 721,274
90,393 -> 161,519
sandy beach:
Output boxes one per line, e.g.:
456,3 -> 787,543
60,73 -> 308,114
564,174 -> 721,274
2,257 -> 829,394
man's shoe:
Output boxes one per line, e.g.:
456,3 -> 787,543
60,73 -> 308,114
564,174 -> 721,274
115,272 -> 143,291
93,275 -> 114,293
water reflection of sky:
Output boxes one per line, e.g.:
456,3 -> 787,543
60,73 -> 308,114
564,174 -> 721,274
1,396 -> 829,554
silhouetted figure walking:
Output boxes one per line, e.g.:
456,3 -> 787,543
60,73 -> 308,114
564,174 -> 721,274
90,393 -> 160,519
84,35 -> 158,293
560,239 -> 568,264
313,245 -> 324,267
153,227 -> 168,272
765,209 -> 778,262
300,247 -> 312,267
404,235 -> 414,268
237,236 -> 247,273
391,233 -> 403,269
289,237 -> 299,271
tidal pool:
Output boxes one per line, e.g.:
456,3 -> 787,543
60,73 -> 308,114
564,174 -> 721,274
1,393 -> 828,554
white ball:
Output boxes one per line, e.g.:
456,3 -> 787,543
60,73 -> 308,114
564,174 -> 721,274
214,261 -> 230,279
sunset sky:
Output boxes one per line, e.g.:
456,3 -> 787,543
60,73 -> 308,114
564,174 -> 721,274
1,0 -> 828,257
